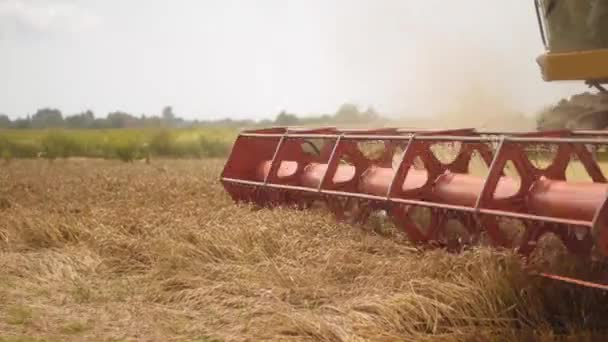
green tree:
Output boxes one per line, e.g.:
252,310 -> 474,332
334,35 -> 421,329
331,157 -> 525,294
0,114 -> 10,128
31,108 -> 63,128
65,110 -> 95,128
107,111 -> 138,128
12,116 -> 31,129
162,106 -> 175,123
334,103 -> 361,123
275,110 -> 299,126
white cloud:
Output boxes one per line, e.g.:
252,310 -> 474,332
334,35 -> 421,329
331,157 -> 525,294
0,0 -> 101,37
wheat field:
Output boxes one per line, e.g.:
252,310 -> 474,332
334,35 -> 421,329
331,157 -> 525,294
1,159 -> 608,341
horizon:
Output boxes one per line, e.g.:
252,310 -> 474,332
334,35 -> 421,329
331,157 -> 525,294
0,0 -> 585,122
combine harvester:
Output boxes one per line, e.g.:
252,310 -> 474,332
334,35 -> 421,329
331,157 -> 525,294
221,1 -> 608,289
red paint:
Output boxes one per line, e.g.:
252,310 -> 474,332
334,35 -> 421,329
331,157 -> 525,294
220,127 -> 608,290
528,178 -> 608,221
359,167 -> 428,196
300,163 -> 356,189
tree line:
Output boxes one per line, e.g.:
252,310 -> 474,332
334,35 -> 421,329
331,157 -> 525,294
0,104 -> 387,130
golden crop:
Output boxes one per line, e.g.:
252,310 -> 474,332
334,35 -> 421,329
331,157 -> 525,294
0,159 -> 607,341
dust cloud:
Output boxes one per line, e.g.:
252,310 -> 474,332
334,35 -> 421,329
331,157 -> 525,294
394,39 -> 538,131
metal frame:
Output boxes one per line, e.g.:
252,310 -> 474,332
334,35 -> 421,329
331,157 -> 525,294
221,127 -> 608,289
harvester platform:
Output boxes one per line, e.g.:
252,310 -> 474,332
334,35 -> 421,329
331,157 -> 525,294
221,127 -> 608,290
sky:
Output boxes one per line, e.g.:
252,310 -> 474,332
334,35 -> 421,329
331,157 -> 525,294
0,0 -> 585,121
